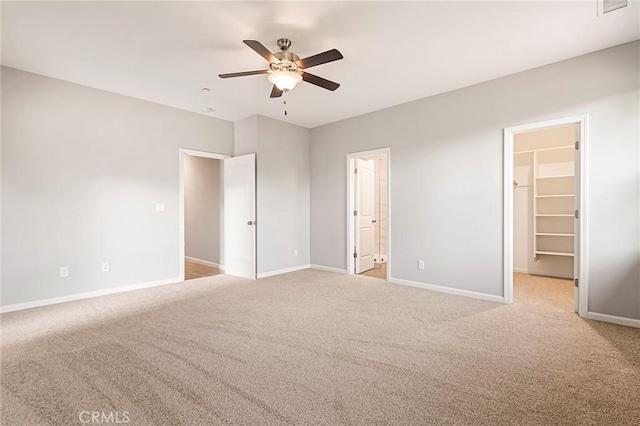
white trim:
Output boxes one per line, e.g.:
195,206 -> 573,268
503,115 -> 589,318
184,256 -> 223,270
346,148 -> 391,280
256,264 -> 310,279
513,268 -> 573,279
181,149 -> 230,160
503,127 -> 514,305
0,277 -> 182,314
577,117 -> 589,319
310,264 -> 348,274
587,312 -> 640,328
179,148 -> 231,282
389,277 -> 504,304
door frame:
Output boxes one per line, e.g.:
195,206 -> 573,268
346,148 -> 391,280
503,115 -> 589,317
179,148 -> 231,281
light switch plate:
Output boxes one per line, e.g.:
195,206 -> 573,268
155,203 -> 166,213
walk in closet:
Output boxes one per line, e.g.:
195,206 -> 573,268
513,125 -> 576,279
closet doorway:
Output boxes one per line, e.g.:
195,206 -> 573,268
181,151 -> 226,280
347,148 -> 390,281
504,116 -> 588,317
180,149 -> 257,281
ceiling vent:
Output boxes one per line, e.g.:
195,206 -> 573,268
600,0 -> 628,14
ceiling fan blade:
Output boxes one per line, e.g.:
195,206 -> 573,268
270,85 -> 283,98
243,40 -> 279,63
296,49 -> 343,69
302,72 -> 340,91
218,69 -> 269,79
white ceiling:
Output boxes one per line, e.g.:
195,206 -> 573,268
2,1 -> 639,128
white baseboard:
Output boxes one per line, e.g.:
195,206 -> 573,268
185,256 -> 223,270
587,312 -> 640,328
389,277 -> 504,303
513,267 -> 572,279
257,264 -> 311,279
0,276 -> 182,314
310,264 -> 348,274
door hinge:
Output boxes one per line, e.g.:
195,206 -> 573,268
353,252 -> 357,259
353,210 -> 358,216
575,141 -> 580,150
574,278 -> 579,288
574,209 -> 579,219
354,168 -> 358,174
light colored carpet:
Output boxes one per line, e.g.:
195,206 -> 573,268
513,272 -> 574,311
1,270 -> 639,425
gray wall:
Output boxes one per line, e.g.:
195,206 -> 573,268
184,155 -> 222,265
233,115 -> 258,156
1,67 -> 234,306
310,41 -> 640,320
235,115 -> 311,275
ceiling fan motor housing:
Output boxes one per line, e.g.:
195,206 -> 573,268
270,50 -> 302,74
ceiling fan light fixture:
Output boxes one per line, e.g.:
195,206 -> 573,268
268,70 -> 302,92
219,39 -> 343,98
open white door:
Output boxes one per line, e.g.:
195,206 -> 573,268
573,125 -> 581,313
355,159 -> 375,274
224,154 -> 256,279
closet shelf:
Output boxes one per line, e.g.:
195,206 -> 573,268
535,251 -> 574,257
536,174 -> 574,179
515,145 -> 573,155
521,143 -> 576,263
536,194 -> 574,198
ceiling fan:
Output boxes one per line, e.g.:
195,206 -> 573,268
219,38 -> 343,98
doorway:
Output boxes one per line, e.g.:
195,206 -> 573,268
504,116 -> 588,317
179,149 -> 257,281
182,153 -> 224,280
347,148 -> 390,281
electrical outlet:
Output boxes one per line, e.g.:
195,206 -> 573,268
101,262 -> 110,272
294,249 -> 298,257
418,260 -> 425,270
60,266 -> 69,277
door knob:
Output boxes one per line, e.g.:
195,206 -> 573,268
247,220 -> 255,225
